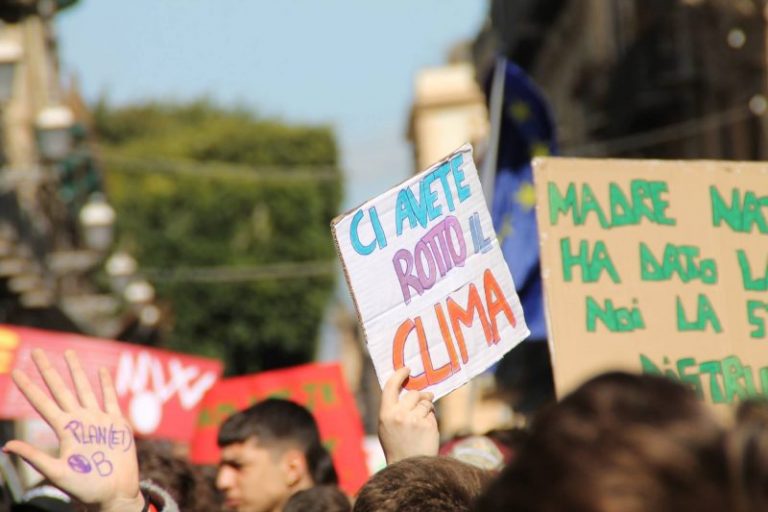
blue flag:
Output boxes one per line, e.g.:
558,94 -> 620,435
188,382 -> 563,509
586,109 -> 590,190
488,59 -> 557,341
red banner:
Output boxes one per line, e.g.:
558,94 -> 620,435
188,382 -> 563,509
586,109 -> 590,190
189,363 -> 368,494
0,325 -> 223,442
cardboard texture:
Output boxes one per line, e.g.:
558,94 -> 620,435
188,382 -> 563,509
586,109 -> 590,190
534,157 -> 768,406
332,144 -> 529,401
188,363 -> 369,494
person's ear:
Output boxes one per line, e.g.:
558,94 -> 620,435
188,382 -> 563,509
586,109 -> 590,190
281,448 -> 309,488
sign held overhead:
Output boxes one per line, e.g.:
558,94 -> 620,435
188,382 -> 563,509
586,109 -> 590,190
534,157 -> 768,407
332,144 -> 529,400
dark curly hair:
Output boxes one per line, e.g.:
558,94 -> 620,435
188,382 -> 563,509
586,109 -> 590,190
136,439 -> 222,512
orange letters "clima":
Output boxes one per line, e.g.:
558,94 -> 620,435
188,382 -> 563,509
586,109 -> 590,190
392,268 -> 516,390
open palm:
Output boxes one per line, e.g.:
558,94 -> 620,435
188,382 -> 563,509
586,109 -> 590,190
4,349 -> 144,512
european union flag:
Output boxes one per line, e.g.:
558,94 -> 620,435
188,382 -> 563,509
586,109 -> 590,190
488,58 -> 557,341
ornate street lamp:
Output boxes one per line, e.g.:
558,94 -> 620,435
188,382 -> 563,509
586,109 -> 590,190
124,279 -> 154,305
78,192 -> 115,252
105,251 -> 137,293
35,105 -> 74,161
139,304 -> 160,327
0,39 -> 21,103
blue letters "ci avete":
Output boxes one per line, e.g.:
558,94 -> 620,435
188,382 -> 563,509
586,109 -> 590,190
349,153 -> 471,256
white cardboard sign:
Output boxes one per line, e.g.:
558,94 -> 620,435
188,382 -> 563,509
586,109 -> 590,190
332,144 -> 530,400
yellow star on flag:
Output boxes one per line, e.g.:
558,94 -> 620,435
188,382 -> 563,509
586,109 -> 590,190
509,100 -> 531,122
515,182 -> 537,211
497,213 -> 513,244
531,142 -> 550,157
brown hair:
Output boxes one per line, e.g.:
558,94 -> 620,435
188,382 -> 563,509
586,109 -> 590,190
727,399 -> 768,512
353,456 -> 492,512
283,485 -> 351,512
136,440 -> 222,512
477,372 -> 728,512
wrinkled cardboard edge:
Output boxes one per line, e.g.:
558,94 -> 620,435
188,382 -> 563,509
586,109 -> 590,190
330,215 -> 371,353
532,156 -> 561,397
328,143 -> 474,384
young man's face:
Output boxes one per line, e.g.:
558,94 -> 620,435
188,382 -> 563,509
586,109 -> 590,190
216,438 -> 293,512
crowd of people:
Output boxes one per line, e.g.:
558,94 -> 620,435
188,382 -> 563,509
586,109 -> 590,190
4,349 -> 768,511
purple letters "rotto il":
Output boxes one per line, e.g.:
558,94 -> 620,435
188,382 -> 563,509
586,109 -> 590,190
392,215 -> 467,303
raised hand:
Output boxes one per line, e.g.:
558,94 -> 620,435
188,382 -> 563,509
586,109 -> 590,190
3,349 -> 144,512
378,367 -> 439,464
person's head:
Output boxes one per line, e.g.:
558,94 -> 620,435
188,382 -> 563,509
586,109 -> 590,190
477,371 -> 728,512
216,398 -> 337,512
136,439 -> 222,512
283,485 -> 350,512
353,456 -> 492,512
726,398 -> 768,512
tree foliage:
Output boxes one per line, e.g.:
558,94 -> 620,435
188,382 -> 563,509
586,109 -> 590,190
93,100 -> 342,375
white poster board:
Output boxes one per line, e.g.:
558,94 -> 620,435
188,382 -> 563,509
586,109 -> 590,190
332,144 -> 530,400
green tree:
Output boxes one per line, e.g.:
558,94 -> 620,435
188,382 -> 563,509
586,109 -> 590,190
94,100 -> 342,375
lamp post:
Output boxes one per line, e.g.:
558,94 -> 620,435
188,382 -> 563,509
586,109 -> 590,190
0,39 -> 21,103
105,251 -> 137,293
124,279 -> 154,305
35,105 -> 74,161
139,304 -> 160,327
123,279 -> 160,334
78,192 -> 115,252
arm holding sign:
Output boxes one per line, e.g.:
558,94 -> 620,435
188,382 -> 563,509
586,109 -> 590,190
378,367 -> 439,464
2,349 -> 175,512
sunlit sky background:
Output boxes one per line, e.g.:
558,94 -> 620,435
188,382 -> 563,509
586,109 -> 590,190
56,1 -> 488,356
57,0 -> 487,210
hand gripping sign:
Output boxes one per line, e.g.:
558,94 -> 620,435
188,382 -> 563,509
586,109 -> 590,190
332,144 -> 530,400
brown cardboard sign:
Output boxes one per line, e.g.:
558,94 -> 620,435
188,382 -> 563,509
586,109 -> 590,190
534,157 -> 768,406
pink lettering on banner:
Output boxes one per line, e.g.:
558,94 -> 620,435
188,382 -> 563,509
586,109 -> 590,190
115,351 -> 218,435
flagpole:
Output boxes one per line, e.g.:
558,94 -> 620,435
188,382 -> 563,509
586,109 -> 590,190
479,56 -> 506,209
471,56 -> 507,433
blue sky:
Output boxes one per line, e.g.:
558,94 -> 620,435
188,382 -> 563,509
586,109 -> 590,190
56,0 -> 487,210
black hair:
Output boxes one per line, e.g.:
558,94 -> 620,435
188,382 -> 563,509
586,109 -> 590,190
217,398 -> 338,485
